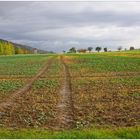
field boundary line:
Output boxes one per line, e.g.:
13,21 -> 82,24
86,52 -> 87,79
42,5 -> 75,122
70,75 -> 140,78
0,56 -> 55,111
0,74 -> 139,80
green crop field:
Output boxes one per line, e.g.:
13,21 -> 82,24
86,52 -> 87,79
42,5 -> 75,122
0,51 -> 140,138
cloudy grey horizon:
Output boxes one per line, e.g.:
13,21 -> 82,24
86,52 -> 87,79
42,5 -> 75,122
0,1 -> 140,52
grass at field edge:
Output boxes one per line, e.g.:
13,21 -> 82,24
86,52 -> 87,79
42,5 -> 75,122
0,126 -> 140,139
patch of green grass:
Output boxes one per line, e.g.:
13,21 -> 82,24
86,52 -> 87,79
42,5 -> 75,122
99,50 -> 140,57
0,54 -> 53,76
0,80 -> 24,91
33,79 -> 59,89
45,58 -> 63,77
66,52 -> 140,76
130,92 -> 140,98
0,126 -> 140,139
110,77 -> 140,86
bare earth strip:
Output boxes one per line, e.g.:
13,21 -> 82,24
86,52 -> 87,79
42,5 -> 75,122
55,56 -> 74,130
0,57 -> 55,112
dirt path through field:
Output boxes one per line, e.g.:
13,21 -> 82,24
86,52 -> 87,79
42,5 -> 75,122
55,56 -> 74,130
0,57 -> 55,111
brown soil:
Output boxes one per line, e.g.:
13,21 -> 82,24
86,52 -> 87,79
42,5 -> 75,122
71,77 -> 140,128
55,56 -> 74,130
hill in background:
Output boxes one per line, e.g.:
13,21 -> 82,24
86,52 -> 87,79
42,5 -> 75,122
0,39 -> 52,55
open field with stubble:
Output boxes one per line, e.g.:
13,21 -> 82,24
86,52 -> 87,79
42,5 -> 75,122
0,50 -> 140,138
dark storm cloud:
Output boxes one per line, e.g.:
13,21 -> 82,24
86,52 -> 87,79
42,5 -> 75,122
0,1 -> 140,52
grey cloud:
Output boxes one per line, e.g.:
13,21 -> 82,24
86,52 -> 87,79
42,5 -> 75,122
0,1 -> 140,52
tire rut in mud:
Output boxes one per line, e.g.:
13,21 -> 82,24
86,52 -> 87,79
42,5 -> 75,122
55,56 -> 74,130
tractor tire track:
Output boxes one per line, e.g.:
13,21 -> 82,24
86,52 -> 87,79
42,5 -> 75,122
0,57 -> 55,112
55,56 -> 74,130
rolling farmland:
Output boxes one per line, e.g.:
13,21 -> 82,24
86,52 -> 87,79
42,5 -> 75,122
0,51 -> 140,138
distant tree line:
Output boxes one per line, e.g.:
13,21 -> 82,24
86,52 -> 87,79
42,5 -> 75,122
117,46 -> 136,51
0,41 -> 30,55
66,46 -> 136,53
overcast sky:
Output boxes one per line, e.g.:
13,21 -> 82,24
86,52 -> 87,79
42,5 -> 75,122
0,1 -> 140,52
